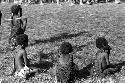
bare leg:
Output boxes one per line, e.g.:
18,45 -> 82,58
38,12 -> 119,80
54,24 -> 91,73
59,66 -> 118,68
27,0 -> 31,5
105,0 -> 108,3
69,0 -> 74,6
79,0 -> 83,5
115,0 -> 120,4
40,0 -> 43,5
15,53 -> 24,71
19,0 -> 22,5
13,0 -> 17,3
56,0 -> 60,5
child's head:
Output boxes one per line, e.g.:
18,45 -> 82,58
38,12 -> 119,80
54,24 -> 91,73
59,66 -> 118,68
60,42 -> 73,55
11,4 -> 22,17
15,34 -> 28,49
96,37 -> 108,50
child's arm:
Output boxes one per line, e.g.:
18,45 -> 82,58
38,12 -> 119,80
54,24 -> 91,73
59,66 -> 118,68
105,54 -> 110,65
98,54 -> 103,73
22,50 -> 28,66
22,18 -> 27,31
99,59 -> 102,73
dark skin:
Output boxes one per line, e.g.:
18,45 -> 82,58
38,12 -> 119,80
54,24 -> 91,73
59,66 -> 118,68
12,45 -> 28,74
97,49 -> 120,78
98,49 -> 110,75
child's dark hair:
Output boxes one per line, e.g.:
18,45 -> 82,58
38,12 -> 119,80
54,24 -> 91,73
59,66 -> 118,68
96,37 -> 111,54
96,37 -> 109,50
60,42 -> 73,54
15,34 -> 28,49
11,4 -> 22,17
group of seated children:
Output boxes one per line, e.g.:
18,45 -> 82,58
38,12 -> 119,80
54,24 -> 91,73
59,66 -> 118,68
55,36 -> 115,82
0,4 -> 121,82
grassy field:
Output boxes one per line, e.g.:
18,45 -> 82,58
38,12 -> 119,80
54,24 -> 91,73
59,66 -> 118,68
1,2 -> 125,83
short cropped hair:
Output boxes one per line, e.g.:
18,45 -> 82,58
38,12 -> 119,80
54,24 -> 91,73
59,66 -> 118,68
96,37 -> 111,55
96,37 -> 109,50
60,42 -> 73,55
15,34 -> 28,48
11,4 -> 22,16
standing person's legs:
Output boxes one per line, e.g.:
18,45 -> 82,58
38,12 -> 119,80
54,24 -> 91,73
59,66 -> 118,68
56,0 -> 60,5
13,0 -> 17,3
40,0 -> 43,5
115,0 -> 120,4
69,0 -> 75,6
86,0 -> 92,5
79,0 -> 83,5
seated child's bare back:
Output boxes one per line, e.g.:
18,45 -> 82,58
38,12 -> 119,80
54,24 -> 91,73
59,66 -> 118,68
10,34 -> 31,78
14,46 -> 27,71
98,51 -> 109,72
54,42 -> 77,83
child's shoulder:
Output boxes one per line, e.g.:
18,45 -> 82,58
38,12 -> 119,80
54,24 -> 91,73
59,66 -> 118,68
16,48 -> 25,54
98,52 -> 107,60
97,50 -> 107,58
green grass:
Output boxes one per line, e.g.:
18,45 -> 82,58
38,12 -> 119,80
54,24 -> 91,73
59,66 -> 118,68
1,2 -> 125,83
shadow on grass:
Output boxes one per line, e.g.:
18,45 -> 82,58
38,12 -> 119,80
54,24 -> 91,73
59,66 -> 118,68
103,61 -> 125,76
110,61 -> 125,69
75,61 -> 125,81
75,63 -> 94,80
29,61 -> 53,70
26,61 -> 53,79
29,31 -> 93,46
73,44 -> 87,52
29,52 -> 54,69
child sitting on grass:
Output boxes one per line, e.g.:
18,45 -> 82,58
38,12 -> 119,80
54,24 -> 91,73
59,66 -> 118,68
94,37 -> 111,77
95,37 -> 118,78
54,42 -> 77,83
12,34 -> 31,78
